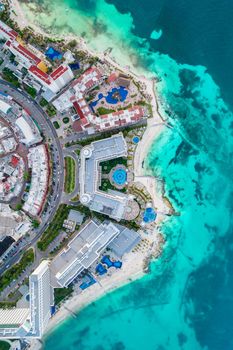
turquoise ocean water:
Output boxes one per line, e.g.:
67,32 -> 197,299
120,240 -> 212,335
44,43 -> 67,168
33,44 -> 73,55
22,1 -> 233,349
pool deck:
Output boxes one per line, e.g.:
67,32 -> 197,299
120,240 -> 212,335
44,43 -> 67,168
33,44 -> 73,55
87,79 -> 142,114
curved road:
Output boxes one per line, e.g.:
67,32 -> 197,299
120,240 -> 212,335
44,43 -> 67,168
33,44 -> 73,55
0,80 -> 64,275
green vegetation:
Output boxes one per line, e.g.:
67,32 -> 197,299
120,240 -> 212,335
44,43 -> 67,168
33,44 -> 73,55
0,249 -> 34,293
67,39 -> 77,49
37,205 -> 70,251
62,116 -> 69,124
75,149 -> 80,156
39,98 -> 48,107
99,178 -> 126,193
23,171 -> 30,181
120,219 -> 141,231
97,107 -> 115,115
65,124 -> 146,148
70,194 -> 79,202
100,157 -> 127,174
32,219 -> 40,228
15,202 -> 23,211
0,340 -> 11,350
64,156 -> 76,194
54,287 -> 73,305
53,121 -> 60,129
137,100 -> 153,116
99,179 -> 116,192
2,68 -> 20,87
9,53 -> 15,63
0,301 -> 17,309
37,205 -> 87,251
24,85 -> 37,98
46,104 -> 57,117
73,50 -> 86,61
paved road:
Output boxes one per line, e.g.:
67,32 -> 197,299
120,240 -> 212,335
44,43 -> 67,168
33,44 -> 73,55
0,80 -> 64,276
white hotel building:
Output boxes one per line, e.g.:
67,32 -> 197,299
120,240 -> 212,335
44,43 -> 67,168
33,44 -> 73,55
0,260 -> 53,339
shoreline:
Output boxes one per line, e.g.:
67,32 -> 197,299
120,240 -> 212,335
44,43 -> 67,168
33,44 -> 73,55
6,1 -> 170,345
44,228 -> 164,338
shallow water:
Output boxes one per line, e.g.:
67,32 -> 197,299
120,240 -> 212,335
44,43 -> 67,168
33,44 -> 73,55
21,1 -> 233,348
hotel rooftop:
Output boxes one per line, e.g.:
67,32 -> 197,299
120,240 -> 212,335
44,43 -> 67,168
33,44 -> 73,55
50,220 -> 120,288
0,261 -> 52,339
79,134 -> 139,221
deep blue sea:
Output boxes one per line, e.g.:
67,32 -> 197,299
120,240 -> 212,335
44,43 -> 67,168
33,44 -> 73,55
22,0 -> 233,349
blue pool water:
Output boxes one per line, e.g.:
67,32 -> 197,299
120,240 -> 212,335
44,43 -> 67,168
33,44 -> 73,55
132,136 -> 140,144
143,207 -> 157,223
45,47 -> 62,60
111,168 -> 127,185
69,62 -> 80,70
90,86 -> 128,108
96,263 -> 107,275
101,256 -> 122,269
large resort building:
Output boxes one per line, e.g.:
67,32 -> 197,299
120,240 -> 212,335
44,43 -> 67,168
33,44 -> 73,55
50,219 -> 141,288
0,261 -> 53,339
50,220 -> 120,287
79,134 -> 139,221
0,20 -> 74,101
53,67 -> 145,132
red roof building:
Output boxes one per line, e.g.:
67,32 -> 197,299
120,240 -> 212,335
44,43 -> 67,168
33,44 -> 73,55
10,155 -> 20,167
50,65 -> 68,80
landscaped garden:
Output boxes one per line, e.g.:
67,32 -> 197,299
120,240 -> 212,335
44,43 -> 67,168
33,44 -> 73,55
53,121 -> 60,129
64,156 -> 76,194
100,157 -> 127,174
62,116 -> 70,124
46,104 -> 57,117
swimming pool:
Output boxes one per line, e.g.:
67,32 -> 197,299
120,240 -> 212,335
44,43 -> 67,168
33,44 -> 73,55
45,47 -> 62,61
143,207 -> 157,223
133,136 -> 140,144
90,86 -> 128,109
112,168 -> 127,186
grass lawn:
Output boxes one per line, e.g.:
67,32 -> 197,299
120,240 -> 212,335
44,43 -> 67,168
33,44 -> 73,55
0,341 -> 11,350
64,156 -> 76,194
